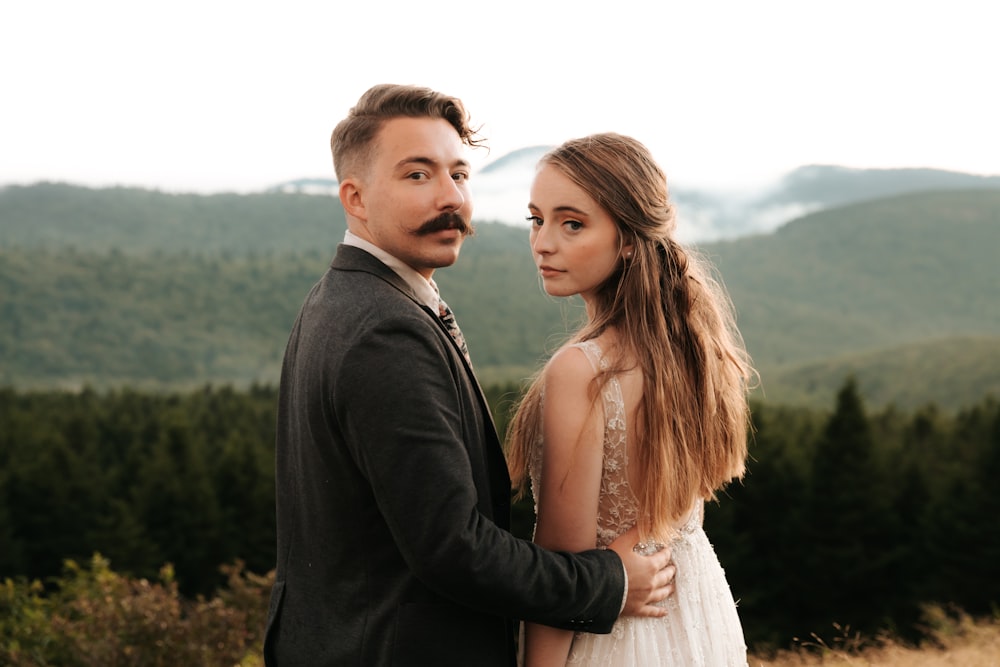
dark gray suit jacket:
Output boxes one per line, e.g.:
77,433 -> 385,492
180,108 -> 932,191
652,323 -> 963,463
264,245 -> 624,666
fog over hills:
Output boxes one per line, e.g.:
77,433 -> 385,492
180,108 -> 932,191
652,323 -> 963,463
270,147 -> 1000,244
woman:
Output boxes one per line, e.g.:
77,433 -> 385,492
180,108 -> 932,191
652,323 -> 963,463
507,133 -> 754,666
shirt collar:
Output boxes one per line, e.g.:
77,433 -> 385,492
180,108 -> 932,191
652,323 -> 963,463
342,230 -> 441,311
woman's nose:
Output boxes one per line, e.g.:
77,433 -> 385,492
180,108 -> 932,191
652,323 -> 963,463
531,224 -> 553,254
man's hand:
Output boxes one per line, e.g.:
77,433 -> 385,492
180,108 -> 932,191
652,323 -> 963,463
608,528 -> 675,618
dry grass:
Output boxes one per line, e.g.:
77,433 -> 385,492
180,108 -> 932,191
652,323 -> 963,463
750,607 -> 1000,667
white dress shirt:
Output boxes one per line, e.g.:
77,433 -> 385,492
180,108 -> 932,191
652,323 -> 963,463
342,230 -> 444,311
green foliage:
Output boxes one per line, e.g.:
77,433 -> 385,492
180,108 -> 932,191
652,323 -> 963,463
4,181 -> 1000,655
704,386 -> 1000,651
704,189 -> 1000,375
0,386 -> 277,595
3,184 -> 1000,408
0,247 -> 328,388
2,383 -> 1000,655
0,555 -> 269,667
802,379 -> 894,631
704,401 -> 822,645
0,182 -> 346,255
0,221 -> 577,389
756,335 -> 1000,410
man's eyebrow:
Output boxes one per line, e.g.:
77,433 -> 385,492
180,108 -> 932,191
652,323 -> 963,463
395,156 -> 471,170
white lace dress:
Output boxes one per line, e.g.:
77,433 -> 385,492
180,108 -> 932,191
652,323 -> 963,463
527,340 -> 748,666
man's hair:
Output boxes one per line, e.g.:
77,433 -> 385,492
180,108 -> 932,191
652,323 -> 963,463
330,83 -> 484,181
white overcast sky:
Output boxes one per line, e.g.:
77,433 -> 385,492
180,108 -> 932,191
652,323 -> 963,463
2,0 -> 998,194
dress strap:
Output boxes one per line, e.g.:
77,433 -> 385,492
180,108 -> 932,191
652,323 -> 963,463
571,339 -> 607,373
570,340 -> 637,548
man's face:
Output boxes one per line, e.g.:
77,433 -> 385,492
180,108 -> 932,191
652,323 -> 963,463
349,116 -> 474,279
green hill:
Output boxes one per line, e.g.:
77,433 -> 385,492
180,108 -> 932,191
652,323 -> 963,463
2,183 -> 999,409
0,221 -> 567,390
703,189 -> 1000,366
756,336 -> 1000,410
0,182 -> 346,254
700,189 -> 1000,408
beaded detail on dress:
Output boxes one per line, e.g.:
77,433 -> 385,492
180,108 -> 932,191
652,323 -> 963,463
525,339 -> 748,667
529,340 -> 699,547
580,340 -> 638,548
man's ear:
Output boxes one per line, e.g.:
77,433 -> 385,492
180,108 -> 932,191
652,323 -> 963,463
339,177 -> 366,221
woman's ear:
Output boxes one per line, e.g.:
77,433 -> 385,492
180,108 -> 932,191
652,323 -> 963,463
339,177 -> 366,221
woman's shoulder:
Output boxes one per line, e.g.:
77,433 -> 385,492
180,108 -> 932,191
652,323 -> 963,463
545,343 -> 600,387
564,332 -> 632,371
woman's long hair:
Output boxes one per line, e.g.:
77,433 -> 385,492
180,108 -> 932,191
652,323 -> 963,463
505,133 -> 755,541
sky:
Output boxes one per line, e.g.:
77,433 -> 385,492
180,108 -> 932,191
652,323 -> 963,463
3,0 -> 999,195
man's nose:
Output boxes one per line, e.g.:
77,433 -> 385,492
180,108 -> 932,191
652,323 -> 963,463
438,177 -> 466,210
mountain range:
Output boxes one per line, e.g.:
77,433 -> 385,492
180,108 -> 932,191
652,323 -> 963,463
2,155 -> 1000,410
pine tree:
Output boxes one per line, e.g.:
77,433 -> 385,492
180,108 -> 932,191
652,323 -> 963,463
927,400 -> 1000,614
131,413 -> 224,595
803,377 -> 894,638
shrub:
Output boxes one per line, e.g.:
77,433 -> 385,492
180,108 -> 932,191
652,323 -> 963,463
0,554 -> 271,666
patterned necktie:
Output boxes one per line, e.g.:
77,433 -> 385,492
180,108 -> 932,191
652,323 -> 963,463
437,298 -> 471,366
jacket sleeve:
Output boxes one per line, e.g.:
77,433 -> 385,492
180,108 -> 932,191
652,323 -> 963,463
336,312 -> 625,633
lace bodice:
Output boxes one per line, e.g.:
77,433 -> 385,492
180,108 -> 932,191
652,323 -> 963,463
528,340 -> 705,549
529,340 -> 639,548
525,341 -> 747,666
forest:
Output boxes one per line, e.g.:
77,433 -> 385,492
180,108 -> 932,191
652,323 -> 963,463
2,380 -> 999,662
2,181 -> 1000,662
3,183 -> 1000,408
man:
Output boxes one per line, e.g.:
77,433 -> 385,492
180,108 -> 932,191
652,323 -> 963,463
264,84 -> 674,666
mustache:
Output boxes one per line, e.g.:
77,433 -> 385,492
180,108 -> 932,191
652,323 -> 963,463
415,212 -> 474,237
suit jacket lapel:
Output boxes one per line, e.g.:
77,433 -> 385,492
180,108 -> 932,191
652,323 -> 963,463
332,244 -> 511,532
329,244 -> 500,438
330,244 -> 422,304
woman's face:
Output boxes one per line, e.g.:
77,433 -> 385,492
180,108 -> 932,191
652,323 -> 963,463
527,163 -> 630,305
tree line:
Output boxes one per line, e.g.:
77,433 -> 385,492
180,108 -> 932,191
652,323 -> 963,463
1,381 -> 998,652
